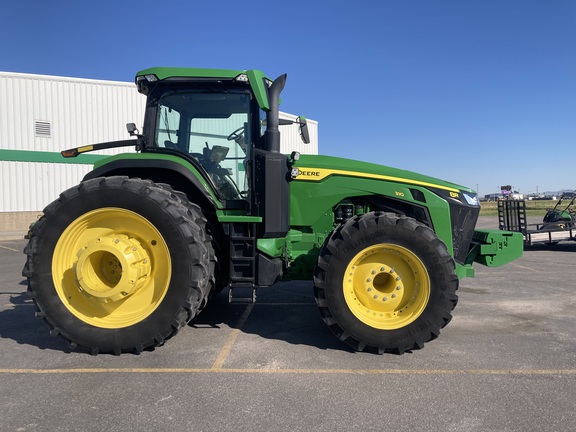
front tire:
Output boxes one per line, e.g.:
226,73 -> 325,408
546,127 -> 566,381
22,176 -> 211,354
314,212 -> 458,354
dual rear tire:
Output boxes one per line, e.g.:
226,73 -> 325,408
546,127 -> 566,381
23,176 -> 212,354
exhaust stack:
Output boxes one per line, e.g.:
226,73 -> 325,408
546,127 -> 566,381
265,74 -> 287,153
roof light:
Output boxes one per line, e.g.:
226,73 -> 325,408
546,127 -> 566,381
136,74 -> 158,83
235,74 -> 249,82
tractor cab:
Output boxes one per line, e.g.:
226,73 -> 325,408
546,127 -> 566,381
138,71 -> 262,207
149,87 -> 255,202
135,68 -> 309,215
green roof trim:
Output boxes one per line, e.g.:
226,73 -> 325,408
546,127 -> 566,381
135,67 -> 273,111
0,149 -> 105,165
136,67 -> 246,81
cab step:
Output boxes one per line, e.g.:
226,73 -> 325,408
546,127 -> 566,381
228,286 -> 257,303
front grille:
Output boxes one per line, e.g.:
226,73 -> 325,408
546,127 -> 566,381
449,203 -> 480,264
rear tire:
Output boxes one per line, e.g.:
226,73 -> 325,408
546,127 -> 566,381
314,212 -> 458,354
155,184 -> 225,301
22,176 -> 211,354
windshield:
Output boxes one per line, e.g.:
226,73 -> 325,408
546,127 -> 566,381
154,90 -> 253,200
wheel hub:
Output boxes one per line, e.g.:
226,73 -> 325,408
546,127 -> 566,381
362,264 -> 406,312
74,235 -> 152,303
343,244 -> 430,330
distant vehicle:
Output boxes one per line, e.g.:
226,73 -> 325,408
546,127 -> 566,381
498,196 -> 576,245
541,195 -> 576,231
483,193 -> 504,201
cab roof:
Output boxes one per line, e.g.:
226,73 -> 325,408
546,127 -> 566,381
135,67 -> 272,110
136,67 -> 250,81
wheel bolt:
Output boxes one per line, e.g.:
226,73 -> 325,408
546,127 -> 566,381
373,295 -> 378,299
396,286 -> 401,290
392,294 -> 397,298
371,270 -> 377,275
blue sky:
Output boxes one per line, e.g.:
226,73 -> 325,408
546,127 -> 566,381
2,0 -> 575,196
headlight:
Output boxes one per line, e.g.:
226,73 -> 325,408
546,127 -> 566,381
463,193 -> 479,206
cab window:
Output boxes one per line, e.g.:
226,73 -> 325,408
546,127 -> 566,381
154,91 -> 252,200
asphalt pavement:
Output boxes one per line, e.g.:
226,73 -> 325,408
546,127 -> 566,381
1,217 -> 575,432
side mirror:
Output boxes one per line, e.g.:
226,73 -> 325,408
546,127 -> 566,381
275,116 -> 311,144
298,116 -> 310,144
126,123 -> 139,136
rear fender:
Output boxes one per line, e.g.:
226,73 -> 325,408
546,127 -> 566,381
84,154 -> 222,210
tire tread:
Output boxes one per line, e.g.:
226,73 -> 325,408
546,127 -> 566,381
23,176 -> 212,354
314,211 -> 459,354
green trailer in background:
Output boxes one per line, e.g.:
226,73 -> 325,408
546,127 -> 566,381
23,67 -> 523,355
499,197 -> 576,245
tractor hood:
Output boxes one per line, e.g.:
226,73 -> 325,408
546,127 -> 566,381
292,154 -> 474,195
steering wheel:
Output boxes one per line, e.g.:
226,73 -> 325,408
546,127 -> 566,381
227,126 -> 245,142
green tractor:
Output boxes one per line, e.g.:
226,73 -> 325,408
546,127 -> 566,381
23,67 -> 523,355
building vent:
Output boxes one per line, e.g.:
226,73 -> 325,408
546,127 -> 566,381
35,121 -> 52,138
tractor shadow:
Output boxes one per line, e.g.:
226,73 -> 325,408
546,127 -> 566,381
1,279 -> 357,355
1,279 -> 350,355
0,286 -> 72,353
190,281 -> 355,353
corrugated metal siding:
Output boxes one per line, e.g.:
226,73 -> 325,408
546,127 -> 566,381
1,161 -> 92,212
0,71 -> 146,154
0,72 -> 146,212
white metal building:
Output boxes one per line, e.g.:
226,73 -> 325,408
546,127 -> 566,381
0,71 -> 318,214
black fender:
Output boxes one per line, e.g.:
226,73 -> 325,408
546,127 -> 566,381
83,158 -> 219,211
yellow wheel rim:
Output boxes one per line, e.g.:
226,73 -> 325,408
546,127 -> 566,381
52,208 -> 171,328
343,244 -> 430,330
